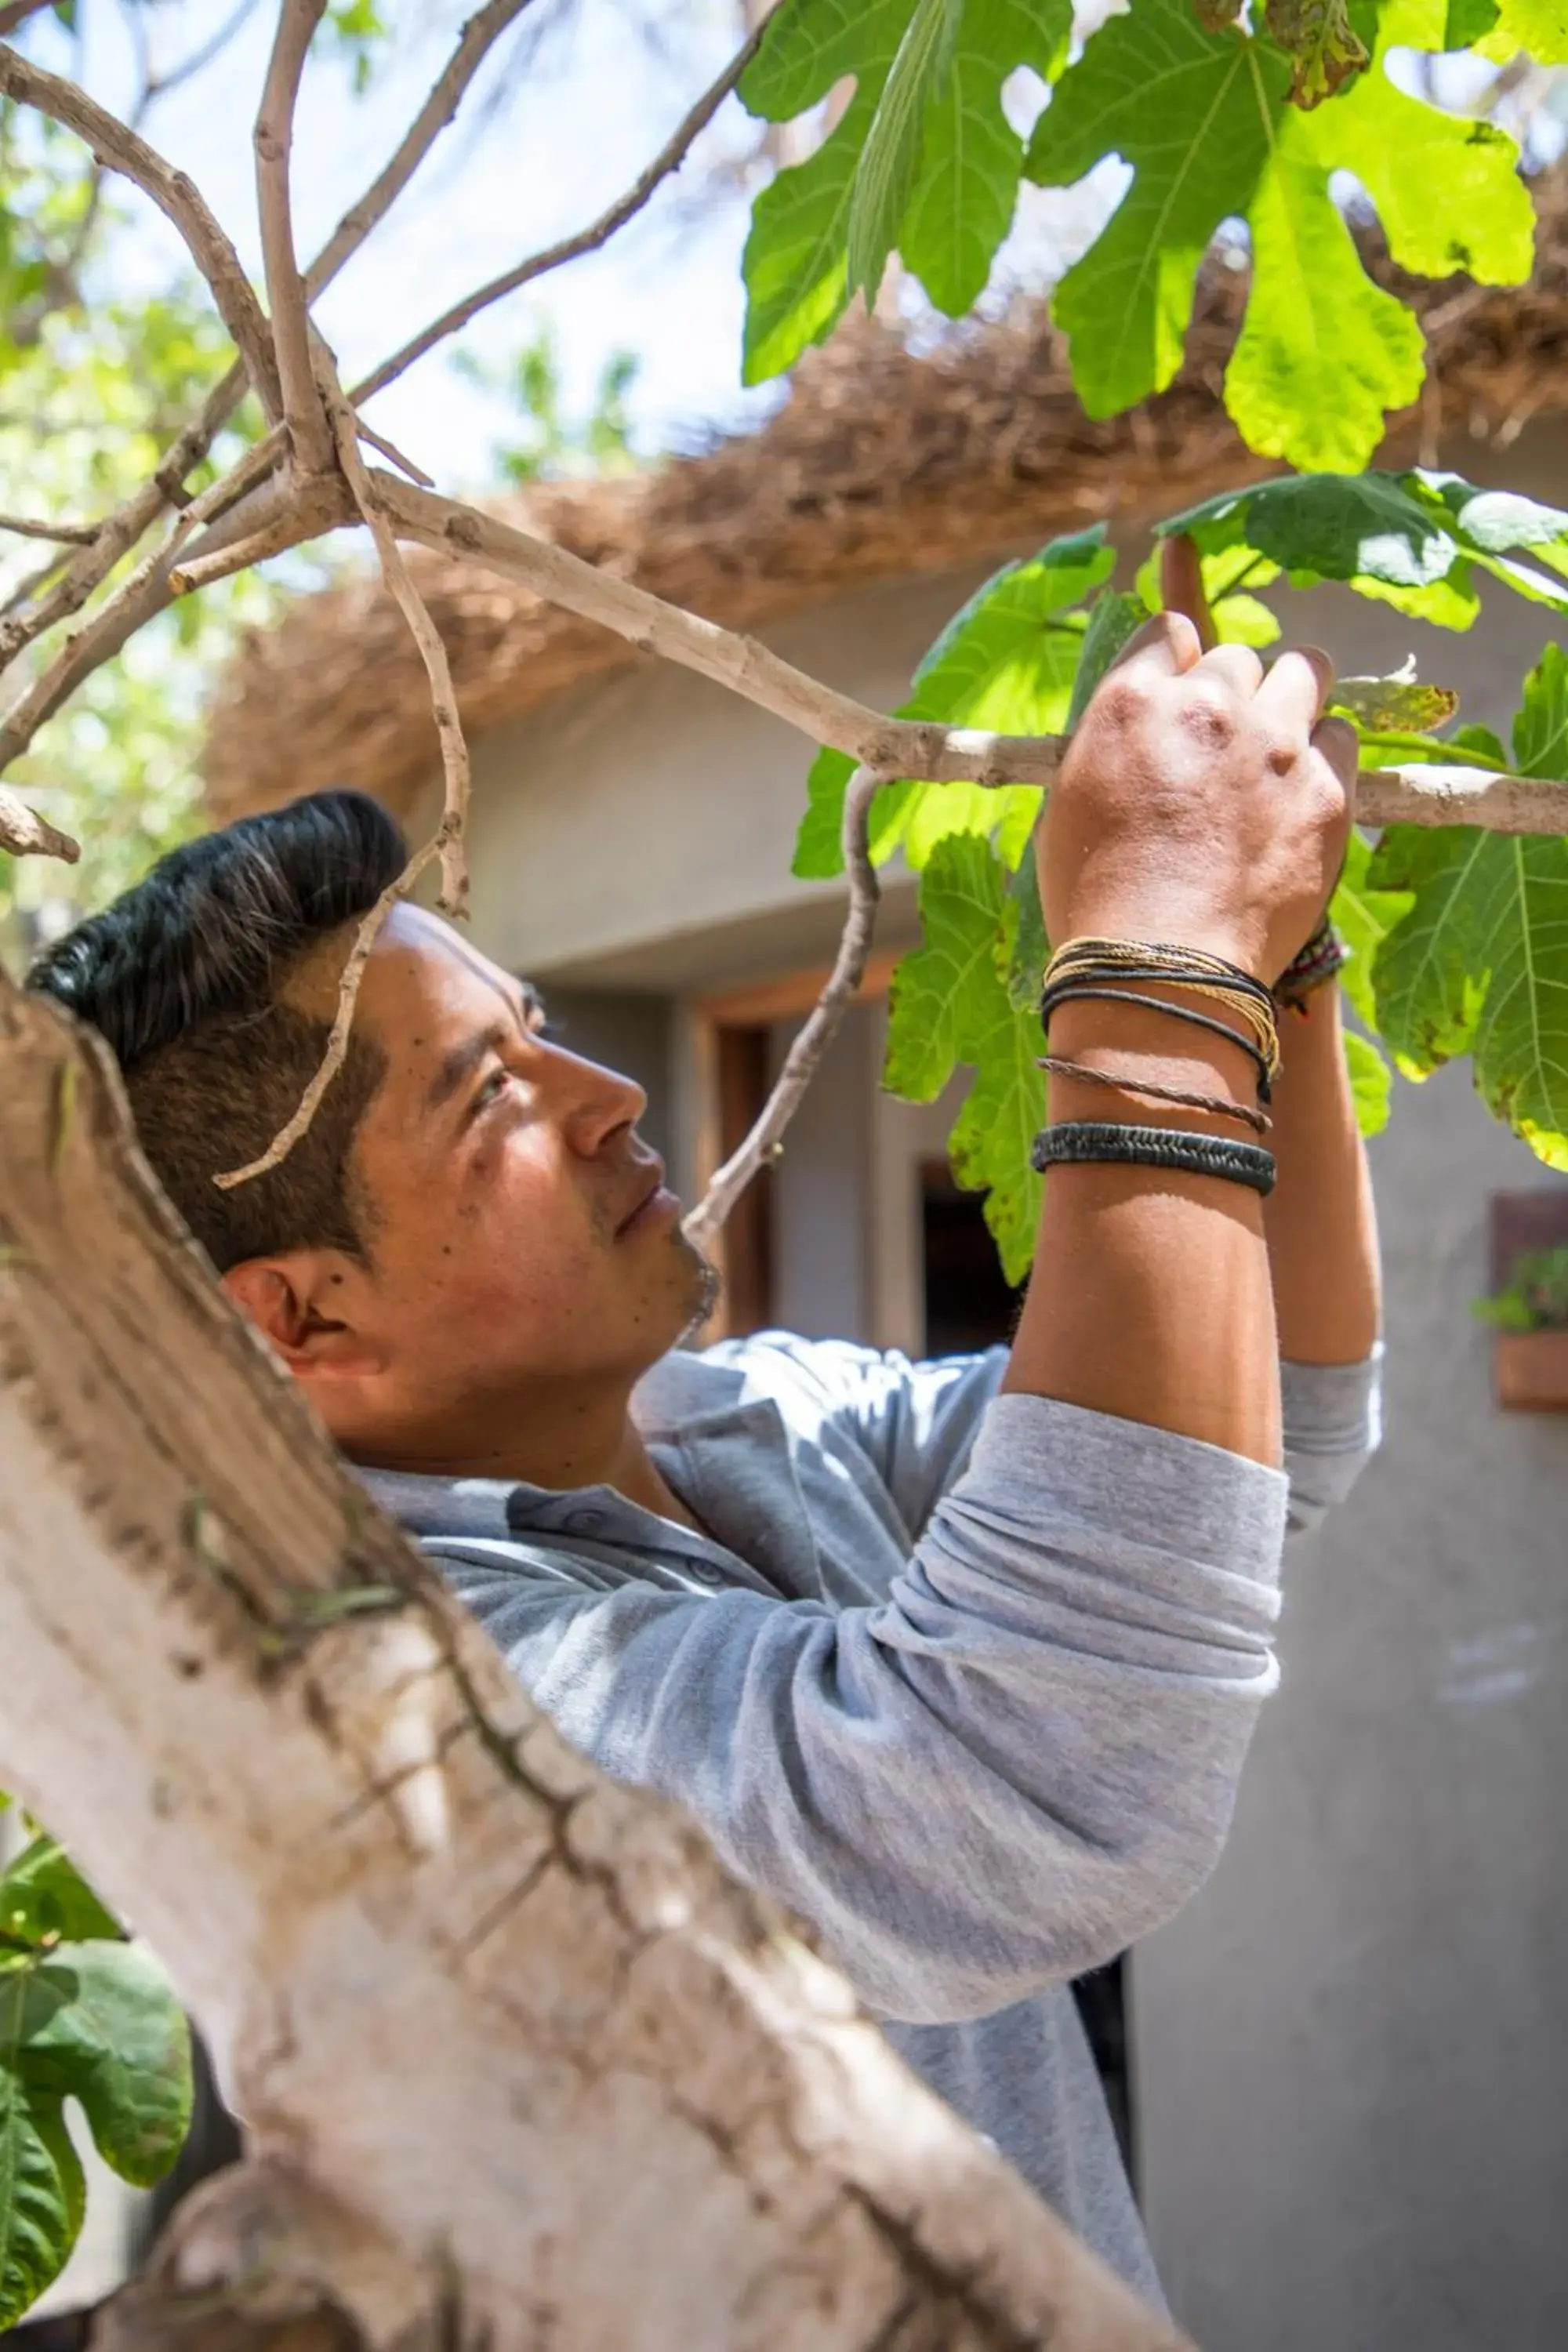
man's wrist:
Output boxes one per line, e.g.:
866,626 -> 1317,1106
1047,991 -> 1265,1132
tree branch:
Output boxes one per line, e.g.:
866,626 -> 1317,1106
209,351 -> 479,1193
0,45 -> 283,422
0,510 -> 100,546
379,477 -> 1072,784
684,764 -> 887,1258
318,354 -> 471,916
1353,765 -> 1568,833
0,785 -> 80,862
0,1 -> 55,36
0,471 -> 350,785
213,833 -> 439,1190
306,0 -> 539,296
0,0 -> 542,677
254,0 -> 332,475
0,364 -> 249,673
350,22 -> 764,409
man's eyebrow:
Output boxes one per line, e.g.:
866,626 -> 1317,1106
425,1019 -> 511,1114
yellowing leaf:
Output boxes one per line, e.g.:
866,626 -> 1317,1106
1370,646 -> 1568,1168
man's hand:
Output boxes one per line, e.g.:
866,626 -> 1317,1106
1040,606 -> 1357,980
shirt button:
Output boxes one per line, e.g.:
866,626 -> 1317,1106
564,1508 -> 606,1536
689,1562 -> 724,1586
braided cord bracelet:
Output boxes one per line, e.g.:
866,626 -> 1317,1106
1037,1055 -> 1272,1136
1029,1120 -> 1278,1197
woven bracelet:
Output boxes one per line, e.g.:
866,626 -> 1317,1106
1275,916 -> 1348,1010
1029,1120 -> 1278,1197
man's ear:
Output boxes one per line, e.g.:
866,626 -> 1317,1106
221,1255 -> 388,1383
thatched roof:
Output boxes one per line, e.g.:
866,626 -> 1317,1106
205,177 -> 1568,827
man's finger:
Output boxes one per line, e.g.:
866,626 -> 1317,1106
1192,643 -> 1265,702
1255,645 -> 1334,732
1108,609 -> 1203,682
1159,534 -> 1218,652
1311,713 -> 1359,792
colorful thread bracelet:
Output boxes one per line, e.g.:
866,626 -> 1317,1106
1275,916 -> 1348,1011
1029,1120 -> 1278,1198
1040,937 -> 1282,1094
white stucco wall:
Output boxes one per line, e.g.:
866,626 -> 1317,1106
1137,1065 -> 1568,2352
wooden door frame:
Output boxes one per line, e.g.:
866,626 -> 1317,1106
687,952 -> 902,1340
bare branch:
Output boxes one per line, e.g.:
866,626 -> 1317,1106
350,23 -> 764,409
0,786 -> 80,862
255,0 -> 332,474
0,364 -> 249,672
380,484 -> 1568,826
0,1 -> 537,673
321,365 -> 471,915
1354,765 -> 1568,833
379,477 -> 1073,785
0,511 -> 100,546
356,418 -> 434,489
0,45 -> 283,422
0,2 -> 55,36
307,0 -> 539,295
165,481 -> 346,594
212,834 -> 440,1190
0,472 -> 350,789
684,764 -> 887,1254
0,0 -> 612,679
2,546 -> 74,619
150,0 -> 266,105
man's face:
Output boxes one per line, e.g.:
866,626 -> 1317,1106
267,903 -> 715,1457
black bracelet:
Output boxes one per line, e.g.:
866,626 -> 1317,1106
1029,1120 -> 1278,1196
1037,983 -> 1275,1103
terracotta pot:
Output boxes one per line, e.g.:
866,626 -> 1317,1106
1494,1328 -> 1568,1411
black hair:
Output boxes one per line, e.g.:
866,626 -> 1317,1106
26,789 -> 408,1273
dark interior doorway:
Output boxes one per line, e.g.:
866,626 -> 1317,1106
919,1158 -> 1139,2193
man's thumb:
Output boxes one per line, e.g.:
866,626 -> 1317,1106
1158,534 -> 1218,653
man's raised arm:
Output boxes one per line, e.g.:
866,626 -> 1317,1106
1004,614 -> 1356,1462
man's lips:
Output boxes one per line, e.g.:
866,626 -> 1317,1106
615,1161 -> 673,1236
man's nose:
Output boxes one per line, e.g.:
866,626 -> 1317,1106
553,1045 -> 647,1152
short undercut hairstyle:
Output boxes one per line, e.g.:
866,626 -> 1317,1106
26,790 -> 407,1274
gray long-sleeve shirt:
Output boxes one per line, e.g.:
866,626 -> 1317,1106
361,1335 -> 1381,2307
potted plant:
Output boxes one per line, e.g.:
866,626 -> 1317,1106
1473,1245 -> 1568,1411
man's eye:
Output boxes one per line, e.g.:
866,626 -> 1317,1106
474,1069 -> 512,1114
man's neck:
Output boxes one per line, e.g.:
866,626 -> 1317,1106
350,1362 -> 702,1531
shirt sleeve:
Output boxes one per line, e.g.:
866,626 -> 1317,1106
1280,1346 -> 1384,1544
704,1327 -> 1382,1549
699,1330 -> 1010,1541
425,1391 -> 1288,2027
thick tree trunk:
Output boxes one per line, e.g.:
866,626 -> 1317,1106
0,973 -> 1188,2352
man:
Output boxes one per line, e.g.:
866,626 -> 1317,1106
28,609 -> 1380,2312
